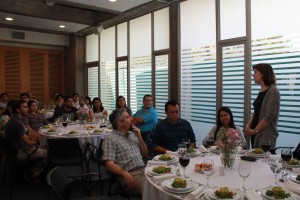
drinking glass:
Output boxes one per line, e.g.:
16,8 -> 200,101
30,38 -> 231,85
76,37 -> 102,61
269,161 -> 282,186
206,135 -> 215,156
202,159 -> 214,188
182,138 -> 190,147
260,139 -> 271,162
238,162 -> 251,192
179,151 -> 190,178
177,143 -> 187,155
281,148 -> 292,180
62,118 -> 68,134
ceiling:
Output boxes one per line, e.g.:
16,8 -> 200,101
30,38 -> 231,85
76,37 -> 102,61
0,0 -> 174,35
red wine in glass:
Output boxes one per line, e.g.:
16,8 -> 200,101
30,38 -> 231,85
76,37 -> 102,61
179,156 -> 190,167
281,152 -> 292,162
62,121 -> 68,128
261,144 -> 271,153
206,140 -> 214,147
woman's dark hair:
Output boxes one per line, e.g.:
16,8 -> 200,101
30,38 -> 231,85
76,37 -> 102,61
214,106 -> 236,138
92,97 -> 104,113
253,63 -> 276,86
85,96 -> 92,107
27,99 -> 38,109
3,100 -> 14,117
116,96 -> 128,109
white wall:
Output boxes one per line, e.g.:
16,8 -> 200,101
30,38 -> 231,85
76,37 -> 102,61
0,28 -> 69,48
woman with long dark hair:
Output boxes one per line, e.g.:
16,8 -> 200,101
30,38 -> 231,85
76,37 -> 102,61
202,106 -> 246,148
92,97 -> 108,119
114,96 -> 132,116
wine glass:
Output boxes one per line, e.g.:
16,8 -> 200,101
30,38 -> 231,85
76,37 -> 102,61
281,148 -> 292,180
269,161 -> 282,186
206,135 -> 215,156
182,138 -> 190,147
177,143 -> 187,155
62,118 -> 68,134
202,159 -> 214,188
179,151 -> 190,178
238,162 -> 251,193
260,139 -> 271,162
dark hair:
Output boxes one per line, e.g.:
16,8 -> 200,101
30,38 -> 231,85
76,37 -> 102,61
165,99 -> 180,112
0,92 -> 8,97
20,92 -> 29,99
253,63 -> 276,86
92,97 -> 104,113
109,109 -> 125,129
214,106 -> 236,138
73,93 -> 79,97
143,94 -> 152,101
27,99 -> 38,108
3,100 -> 14,116
55,93 -> 64,100
12,100 -> 26,115
116,96 -> 128,109
85,96 -> 92,107
64,96 -> 72,102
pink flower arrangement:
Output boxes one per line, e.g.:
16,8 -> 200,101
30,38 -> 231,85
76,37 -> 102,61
215,127 -> 240,149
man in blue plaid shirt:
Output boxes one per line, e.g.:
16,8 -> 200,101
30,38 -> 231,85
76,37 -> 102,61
102,109 -> 148,194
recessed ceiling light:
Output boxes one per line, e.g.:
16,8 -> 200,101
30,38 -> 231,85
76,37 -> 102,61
109,0 -> 117,2
59,25 -> 65,28
5,17 -> 13,21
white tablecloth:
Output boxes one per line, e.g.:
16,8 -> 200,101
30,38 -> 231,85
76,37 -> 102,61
38,123 -> 110,148
143,154 -> 296,200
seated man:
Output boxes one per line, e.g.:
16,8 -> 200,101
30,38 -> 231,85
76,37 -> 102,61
5,100 -> 46,181
102,110 -> 148,194
152,100 -> 196,154
49,96 -> 77,122
133,94 -> 158,144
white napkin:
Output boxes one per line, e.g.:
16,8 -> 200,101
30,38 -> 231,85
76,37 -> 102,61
199,145 -> 208,153
166,150 -> 178,157
285,180 -> 300,195
147,161 -> 167,166
188,186 -> 205,200
267,154 -> 281,162
245,190 -> 263,200
152,174 -> 176,184
292,168 -> 300,174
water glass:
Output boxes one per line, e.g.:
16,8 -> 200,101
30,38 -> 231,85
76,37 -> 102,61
202,159 -> 214,188
238,162 -> 251,192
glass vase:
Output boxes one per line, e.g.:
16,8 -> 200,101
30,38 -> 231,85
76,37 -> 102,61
220,147 -> 237,170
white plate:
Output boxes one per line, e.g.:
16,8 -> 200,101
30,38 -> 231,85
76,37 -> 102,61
146,166 -> 175,176
287,164 -> 300,168
289,174 -> 300,184
89,130 -> 103,135
153,155 -> 178,164
210,147 -> 221,154
161,178 -> 196,194
206,188 -> 242,200
260,187 -> 298,200
187,148 -> 201,156
246,150 -> 269,158
45,131 -> 58,135
66,131 -> 80,136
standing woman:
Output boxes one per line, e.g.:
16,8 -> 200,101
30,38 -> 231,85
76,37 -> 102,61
202,106 -> 246,148
245,63 -> 280,149
115,96 -> 132,116
92,97 -> 108,119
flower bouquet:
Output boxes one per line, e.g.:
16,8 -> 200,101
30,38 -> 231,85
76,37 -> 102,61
215,127 -> 240,169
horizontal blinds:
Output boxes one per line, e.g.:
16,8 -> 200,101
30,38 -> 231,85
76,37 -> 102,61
100,61 -> 115,112
87,66 -> 99,100
181,46 -> 217,123
130,56 -> 151,113
118,61 -> 128,101
155,54 -> 168,119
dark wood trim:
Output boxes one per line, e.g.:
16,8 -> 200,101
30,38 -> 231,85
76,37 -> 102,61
85,61 -> 98,68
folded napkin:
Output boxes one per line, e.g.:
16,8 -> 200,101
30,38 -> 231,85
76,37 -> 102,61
285,180 -> 300,195
199,145 -> 208,153
152,174 -> 176,184
166,150 -> 178,157
267,154 -> 281,162
188,186 -> 205,200
147,161 -> 167,166
245,190 -> 263,200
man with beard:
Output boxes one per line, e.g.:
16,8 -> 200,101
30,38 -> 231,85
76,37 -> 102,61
50,96 -> 78,122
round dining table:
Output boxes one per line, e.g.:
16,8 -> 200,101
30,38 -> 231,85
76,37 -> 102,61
38,122 -> 111,148
142,152 -> 300,200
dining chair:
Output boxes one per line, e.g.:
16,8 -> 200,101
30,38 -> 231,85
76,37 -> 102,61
46,138 -> 84,173
47,166 -> 110,200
